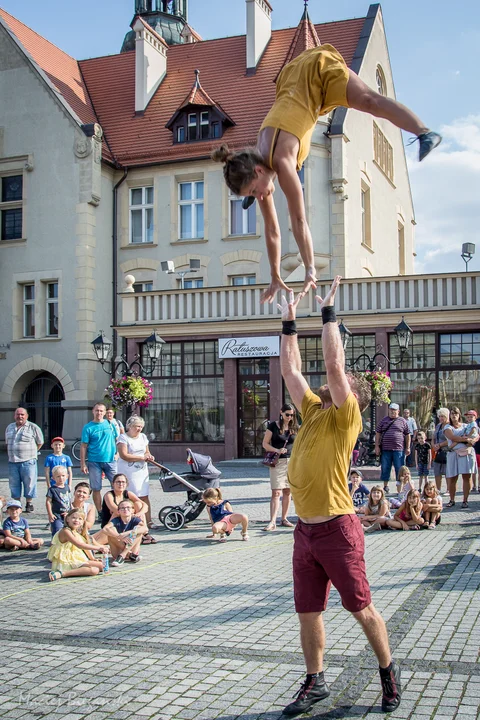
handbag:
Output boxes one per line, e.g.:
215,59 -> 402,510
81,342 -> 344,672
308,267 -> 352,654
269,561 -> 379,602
434,426 -> 447,464
454,446 -> 472,457
262,429 -> 290,468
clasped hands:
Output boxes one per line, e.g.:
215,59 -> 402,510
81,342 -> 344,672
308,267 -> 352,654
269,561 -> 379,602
276,275 -> 342,320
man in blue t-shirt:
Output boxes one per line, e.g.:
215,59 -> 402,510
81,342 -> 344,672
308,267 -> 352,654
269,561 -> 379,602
80,403 -> 119,512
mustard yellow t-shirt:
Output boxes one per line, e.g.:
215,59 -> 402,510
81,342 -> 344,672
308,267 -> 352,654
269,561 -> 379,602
260,44 -> 350,170
288,389 -> 362,518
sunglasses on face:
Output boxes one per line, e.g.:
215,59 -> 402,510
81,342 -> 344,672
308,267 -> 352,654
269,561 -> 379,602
283,413 -> 294,417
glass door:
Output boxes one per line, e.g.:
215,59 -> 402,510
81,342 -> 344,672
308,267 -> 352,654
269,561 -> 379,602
238,358 -> 270,458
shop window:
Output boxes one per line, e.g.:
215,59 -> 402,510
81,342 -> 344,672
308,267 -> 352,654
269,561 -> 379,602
440,333 -> 480,366
130,186 -> 154,244
389,370 -> 436,431
438,369 -> 480,411
1,175 -> 23,241
389,332 -> 436,369
141,340 -> 224,442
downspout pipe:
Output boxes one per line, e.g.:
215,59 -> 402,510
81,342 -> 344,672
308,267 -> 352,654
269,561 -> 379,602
113,168 -> 128,363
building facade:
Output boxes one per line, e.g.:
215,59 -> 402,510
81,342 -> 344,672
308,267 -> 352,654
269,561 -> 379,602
0,1 -> 474,454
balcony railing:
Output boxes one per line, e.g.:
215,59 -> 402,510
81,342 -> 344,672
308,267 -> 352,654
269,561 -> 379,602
120,272 -> 480,327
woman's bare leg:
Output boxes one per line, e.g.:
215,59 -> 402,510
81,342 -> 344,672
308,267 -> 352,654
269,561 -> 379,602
281,489 -> 292,522
447,476 -> 458,503
462,474 -> 472,504
346,70 -> 428,135
268,489 -> 281,526
434,474 -> 442,492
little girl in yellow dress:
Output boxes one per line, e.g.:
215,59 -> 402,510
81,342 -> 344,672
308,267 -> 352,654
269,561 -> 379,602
47,508 -> 108,581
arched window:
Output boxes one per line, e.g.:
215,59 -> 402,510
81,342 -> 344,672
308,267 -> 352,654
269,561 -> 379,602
376,66 -> 387,96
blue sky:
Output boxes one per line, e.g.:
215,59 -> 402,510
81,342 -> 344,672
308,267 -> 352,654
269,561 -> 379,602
2,0 -> 479,274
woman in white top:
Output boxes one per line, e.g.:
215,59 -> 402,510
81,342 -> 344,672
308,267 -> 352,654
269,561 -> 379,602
116,415 -> 155,531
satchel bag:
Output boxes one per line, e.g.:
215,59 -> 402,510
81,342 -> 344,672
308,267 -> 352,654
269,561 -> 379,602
262,429 -> 290,468
434,427 -> 447,464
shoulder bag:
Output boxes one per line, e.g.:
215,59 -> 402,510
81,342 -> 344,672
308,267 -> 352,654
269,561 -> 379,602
434,425 -> 447,464
262,429 -> 290,468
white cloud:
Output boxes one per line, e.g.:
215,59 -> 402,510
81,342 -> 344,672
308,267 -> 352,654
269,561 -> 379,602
407,115 -> 480,274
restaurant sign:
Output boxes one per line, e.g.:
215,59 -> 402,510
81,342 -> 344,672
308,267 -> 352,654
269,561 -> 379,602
218,336 -> 279,359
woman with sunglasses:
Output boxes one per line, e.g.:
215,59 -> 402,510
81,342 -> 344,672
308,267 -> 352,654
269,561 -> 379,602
262,403 -> 299,531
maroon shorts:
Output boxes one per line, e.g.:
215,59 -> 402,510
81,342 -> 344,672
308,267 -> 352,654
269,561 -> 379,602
293,514 -> 372,614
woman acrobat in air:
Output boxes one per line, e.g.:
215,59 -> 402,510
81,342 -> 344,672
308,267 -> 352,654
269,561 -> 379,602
213,44 -> 441,302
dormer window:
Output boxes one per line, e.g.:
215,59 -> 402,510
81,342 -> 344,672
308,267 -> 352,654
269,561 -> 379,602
166,69 -> 235,145
173,109 -> 230,144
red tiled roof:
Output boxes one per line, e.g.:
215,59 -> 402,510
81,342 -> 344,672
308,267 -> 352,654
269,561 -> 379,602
0,7 -> 96,127
79,17 -> 364,167
281,9 -> 321,68
0,7 -> 365,168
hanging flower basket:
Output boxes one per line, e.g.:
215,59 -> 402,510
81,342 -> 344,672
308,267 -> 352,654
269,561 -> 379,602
363,370 -> 393,406
105,376 -> 153,410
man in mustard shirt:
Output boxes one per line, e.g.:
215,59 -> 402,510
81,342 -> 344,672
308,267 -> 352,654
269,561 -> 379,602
279,277 -> 401,717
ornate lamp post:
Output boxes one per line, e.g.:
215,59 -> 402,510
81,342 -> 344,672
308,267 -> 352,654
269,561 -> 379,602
339,316 -> 413,463
91,330 -> 164,377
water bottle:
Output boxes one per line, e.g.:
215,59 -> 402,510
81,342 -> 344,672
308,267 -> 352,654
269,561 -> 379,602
127,528 -> 137,545
102,552 -> 109,574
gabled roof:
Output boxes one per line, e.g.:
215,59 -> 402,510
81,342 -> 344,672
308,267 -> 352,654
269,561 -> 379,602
0,7 -> 96,127
0,7 -> 366,168
166,69 -> 235,129
281,6 -> 321,69
132,15 -> 169,48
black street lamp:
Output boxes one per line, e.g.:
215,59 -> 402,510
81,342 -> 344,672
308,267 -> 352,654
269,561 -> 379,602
339,316 -> 413,464
92,330 -> 164,377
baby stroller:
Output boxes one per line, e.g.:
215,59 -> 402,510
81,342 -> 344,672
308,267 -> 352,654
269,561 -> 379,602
150,449 -> 221,531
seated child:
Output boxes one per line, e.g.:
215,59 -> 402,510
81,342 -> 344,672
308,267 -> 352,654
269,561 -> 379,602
348,469 -> 370,514
386,489 -> 424,531
46,466 -> 72,536
390,466 -> 415,509
44,437 -> 73,488
203,487 -> 249,542
71,482 -> 96,531
361,486 -> 391,532
94,499 -> 147,566
2,499 -> 44,551
421,481 -> 443,529
47,508 -> 108,581
414,431 -> 432,493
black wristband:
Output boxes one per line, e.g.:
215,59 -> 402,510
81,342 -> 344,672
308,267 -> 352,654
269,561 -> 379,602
282,320 -> 297,335
321,306 -> 337,324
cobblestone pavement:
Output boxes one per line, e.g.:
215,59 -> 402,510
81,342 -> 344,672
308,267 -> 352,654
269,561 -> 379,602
0,458 -> 479,720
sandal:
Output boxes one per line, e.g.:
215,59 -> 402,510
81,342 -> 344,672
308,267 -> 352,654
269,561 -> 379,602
445,501 -> 455,508
281,519 -> 295,528
409,525 -> 421,531
219,534 -> 227,543
241,531 -> 250,542
49,570 -> 63,582
142,533 -> 157,544
263,523 -> 276,532
428,523 -> 436,530
461,501 -> 469,509
29,542 -> 41,550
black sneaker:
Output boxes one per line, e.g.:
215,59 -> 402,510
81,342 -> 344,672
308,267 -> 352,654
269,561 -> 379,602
380,662 -> 401,712
111,555 -> 125,567
383,486 -> 390,495
129,553 -> 141,563
282,676 -> 330,717
25,502 -> 34,513
418,131 -> 442,161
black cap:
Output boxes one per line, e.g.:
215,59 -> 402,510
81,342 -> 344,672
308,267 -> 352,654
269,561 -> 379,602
242,196 -> 255,210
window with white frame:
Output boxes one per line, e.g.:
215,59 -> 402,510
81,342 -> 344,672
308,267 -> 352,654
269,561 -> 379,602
177,127 -> 185,143
45,282 -> 58,337
178,181 -> 204,240
183,278 -> 204,289
200,111 -> 209,140
188,113 -> 197,141
1,175 -> 23,241
229,190 -> 255,236
130,186 -> 154,244
231,275 -> 256,286
133,281 -> 153,292
23,284 -> 35,338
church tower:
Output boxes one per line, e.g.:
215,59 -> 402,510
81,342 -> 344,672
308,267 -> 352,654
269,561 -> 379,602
122,0 -> 193,52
